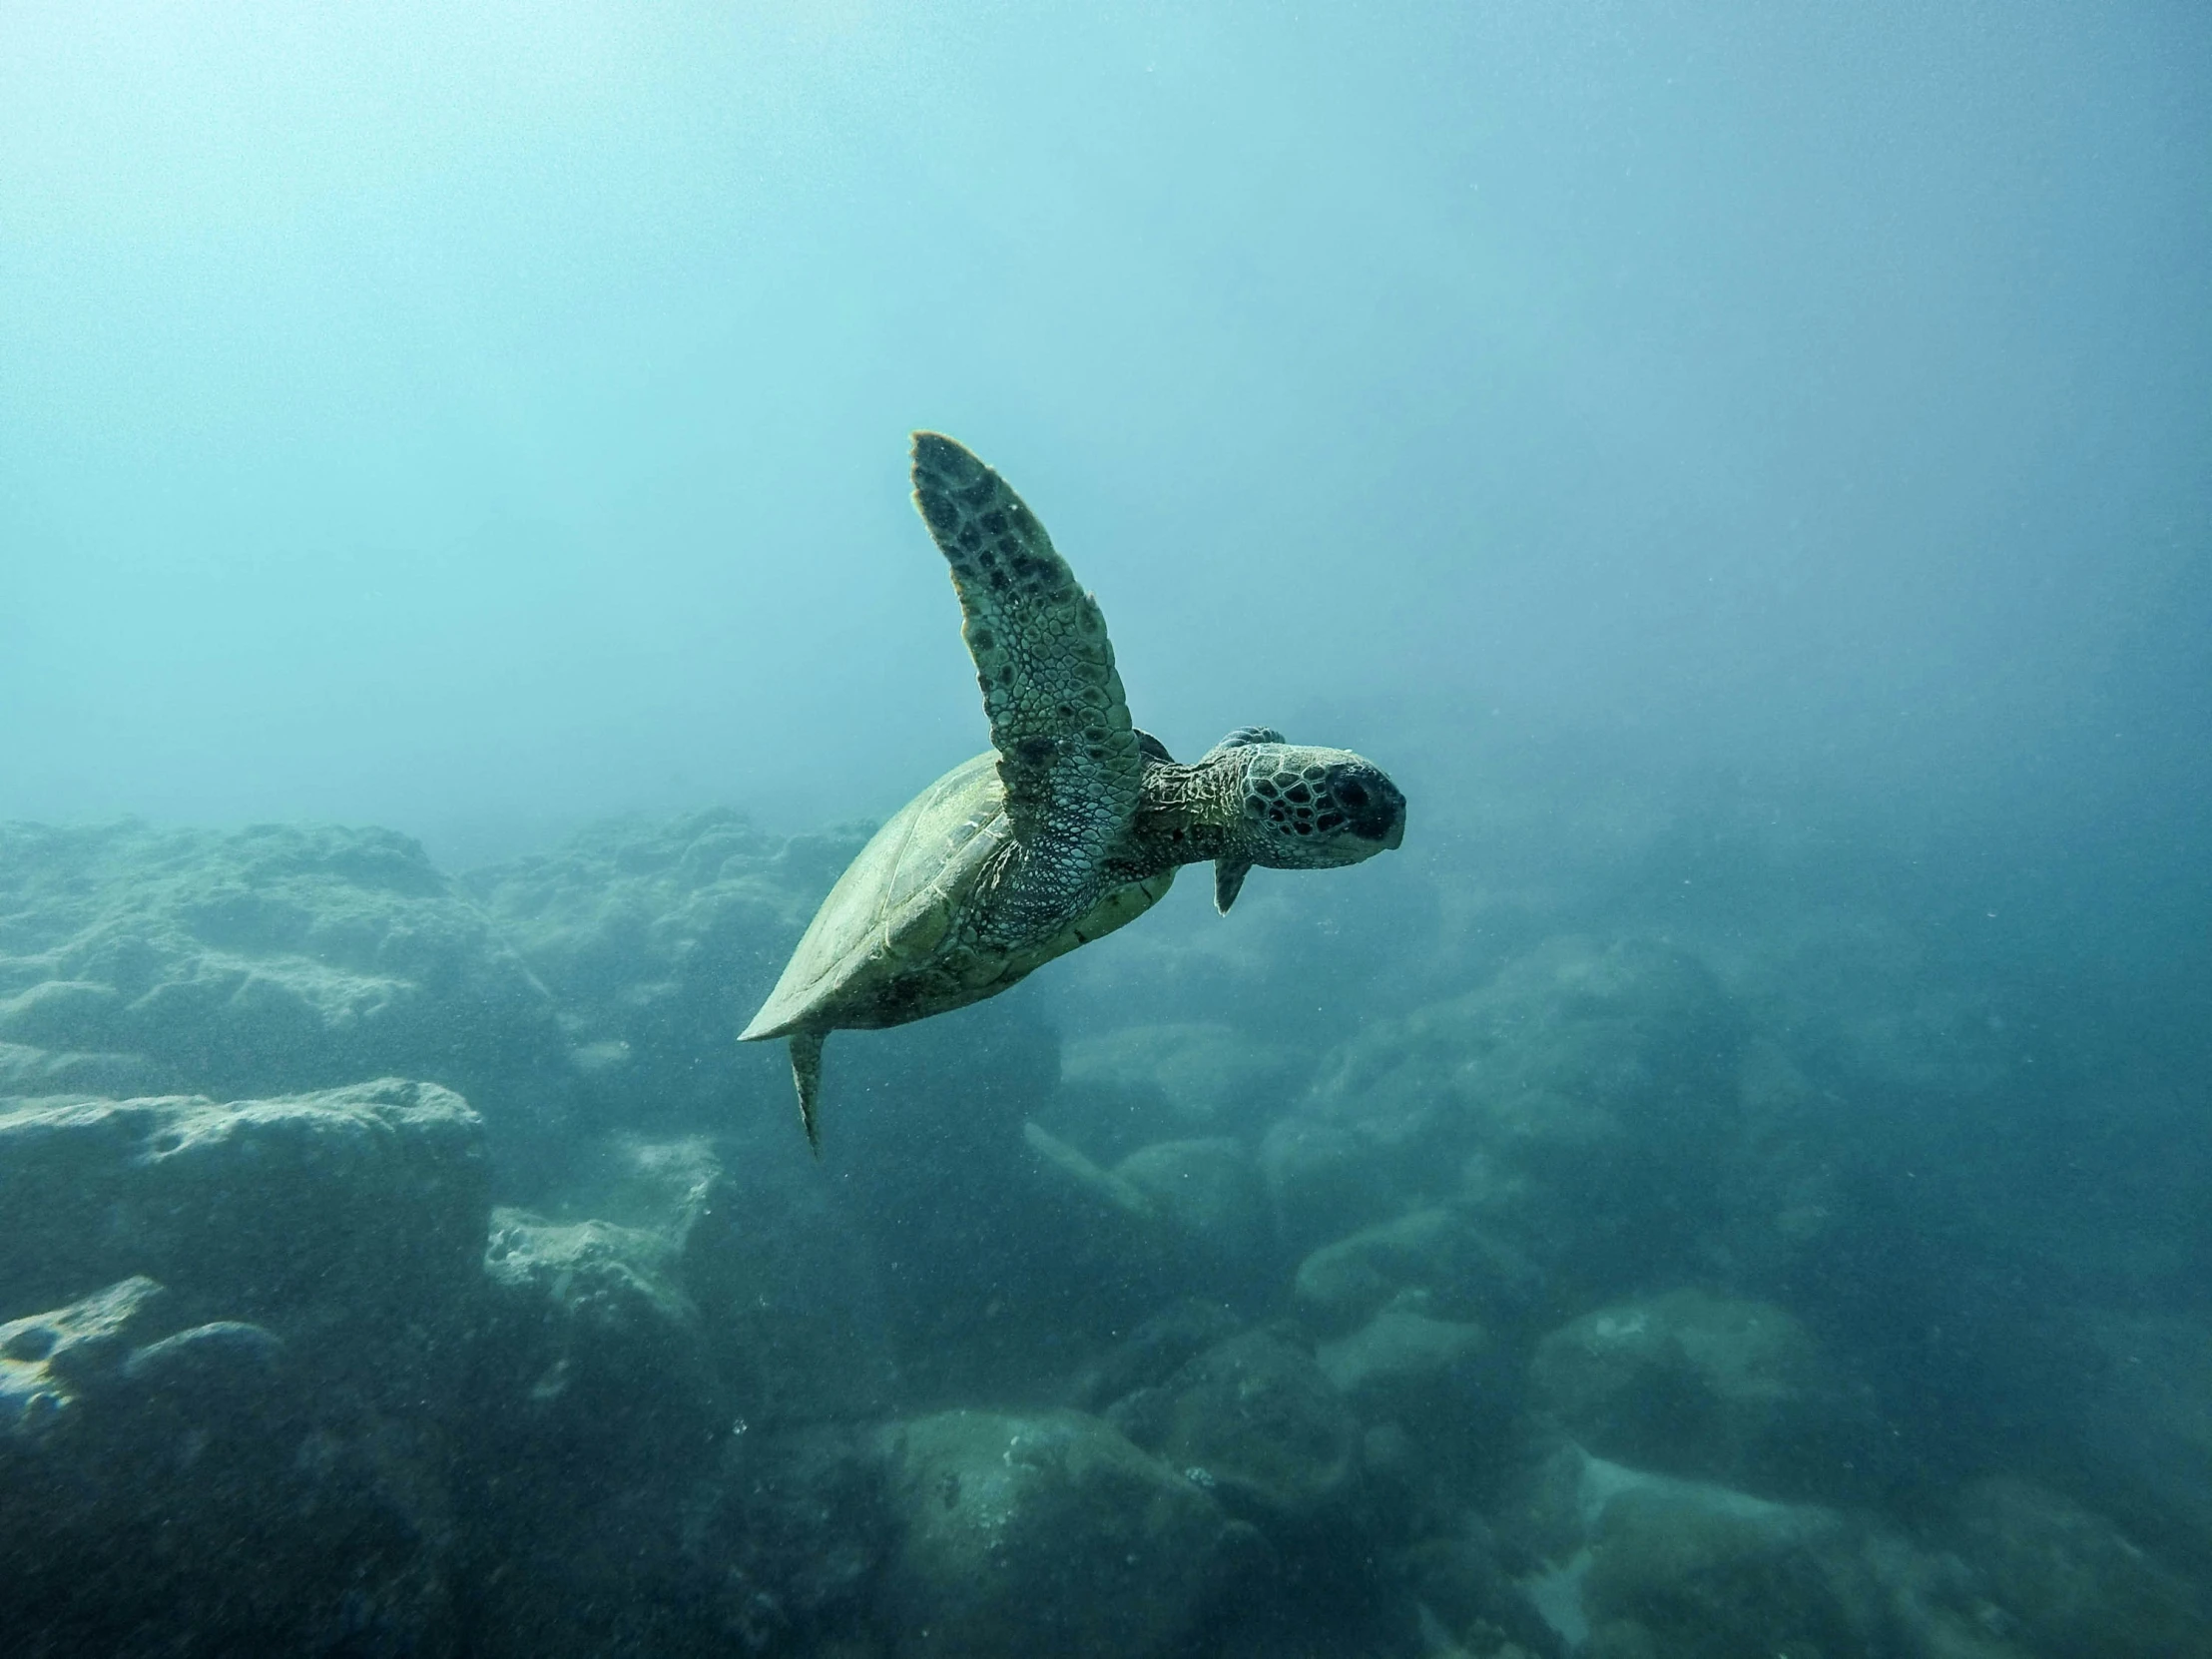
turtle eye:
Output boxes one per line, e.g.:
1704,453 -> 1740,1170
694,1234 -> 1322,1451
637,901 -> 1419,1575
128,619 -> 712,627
1335,778 -> 1370,812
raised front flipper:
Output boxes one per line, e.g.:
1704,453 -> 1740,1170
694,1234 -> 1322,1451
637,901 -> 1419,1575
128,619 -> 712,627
910,432 -> 1143,933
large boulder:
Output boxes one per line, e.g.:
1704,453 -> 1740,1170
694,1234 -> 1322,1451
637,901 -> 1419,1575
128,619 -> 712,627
1067,1299 -> 1246,1413
685,1424 -> 897,1656
1320,1308 -> 1512,1521
1508,1443 -> 2060,1659
0,821 -> 568,1121
465,1129 -> 899,1448
459,1430 -> 892,1659
1018,1126 -> 1274,1310
1,1276 -> 459,1654
469,813 -> 1091,1398
1107,1328 -> 1365,1537
476,1210 -> 725,1458
679,1152 -> 902,1427
1551,1471 -> 2201,1659
1320,1309 -> 1502,1447
0,1076 -> 491,1651
1260,1115 -> 1406,1259
1113,1137 -> 1276,1296
1282,936 -> 1741,1291
1529,1289 -> 1883,1503
1293,1205 -> 1540,1337
457,1202 -> 739,1659
1947,1477 -> 2212,1659
0,1079 -> 489,1380
875,1407 -> 1249,1659
1051,1021 -> 1311,1158
1021,1119 -> 1174,1291
0,1034 -> 170,1099
2041,1308 -> 2212,1570
1397,1514 -> 1567,1659
461,810 -> 860,1126
1578,1483 -> 1880,1659
450,1128 -> 907,1657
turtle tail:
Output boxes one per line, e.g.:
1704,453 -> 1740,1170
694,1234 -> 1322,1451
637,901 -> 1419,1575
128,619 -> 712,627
790,1029 -> 827,1157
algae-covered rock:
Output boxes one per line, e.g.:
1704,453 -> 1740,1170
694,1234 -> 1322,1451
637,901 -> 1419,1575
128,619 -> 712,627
0,1037 -> 170,1099
686,1424 -> 897,1655
1507,1443 -> 1882,1659
1320,1309 -> 1500,1442
1068,1298 -> 1246,1413
1399,1518 -> 1565,1659
876,1407 -> 1246,1659
1294,1205 -> 1538,1337
680,1155 -> 902,1426
1530,1289 -> 1880,1502
1056,1021 -> 1310,1155
1108,1327 -> 1365,1535
1261,1114 -> 1405,1257
1580,1483 -> 1878,1659
463,810 -> 862,1125
1287,936 -> 1740,1289
443,1130 -> 897,1658
2049,1308 -> 2212,1567
1011,1122 -> 1273,1332
0,821 -> 568,1116
1510,1443 -> 2047,1659
1114,1136 -> 1273,1281
455,1149 -> 902,1659
0,1078 -> 489,1346
0,1275 -> 175,1434
1,1277 -> 459,1654
1025,1118 -> 1163,1226
1949,1476 -> 2212,1659
477,1209 -> 724,1456
1320,1308 -> 1510,1516
469,1129 -> 900,1441
456,1202 -> 746,1659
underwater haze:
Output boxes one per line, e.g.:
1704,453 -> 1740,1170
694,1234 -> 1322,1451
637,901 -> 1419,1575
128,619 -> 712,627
3,3 -> 2211,1657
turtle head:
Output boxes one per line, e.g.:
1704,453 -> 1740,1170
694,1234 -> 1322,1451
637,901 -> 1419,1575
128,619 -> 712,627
1208,729 -> 1406,872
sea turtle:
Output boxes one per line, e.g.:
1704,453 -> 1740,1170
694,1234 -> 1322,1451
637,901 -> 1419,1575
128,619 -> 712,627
742,433 -> 1406,1151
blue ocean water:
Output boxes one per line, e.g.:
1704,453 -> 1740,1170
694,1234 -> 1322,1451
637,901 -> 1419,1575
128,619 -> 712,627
2,4 -> 2208,1655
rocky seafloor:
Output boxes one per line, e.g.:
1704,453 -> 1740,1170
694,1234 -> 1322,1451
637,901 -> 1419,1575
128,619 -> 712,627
1,809 -> 2207,1658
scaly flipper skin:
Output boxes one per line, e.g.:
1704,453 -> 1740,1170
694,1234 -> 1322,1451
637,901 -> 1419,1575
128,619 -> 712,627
789,1028 -> 826,1157
909,432 -> 1143,939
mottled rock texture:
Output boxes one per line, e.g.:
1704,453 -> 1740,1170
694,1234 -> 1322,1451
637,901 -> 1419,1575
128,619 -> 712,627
0,1078 -> 488,1339
462,810 -> 858,1126
876,1408 -> 1247,1659
1947,1476 -> 2212,1659
1278,935 -> 1741,1293
1,807 -> 2203,1659
0,821 -> 568,1119
1,1276 -> 462,1656
1052,1019 -> 1310,1157
1530,1289 -> 1883,1503
1107,1327 -> 1366,1537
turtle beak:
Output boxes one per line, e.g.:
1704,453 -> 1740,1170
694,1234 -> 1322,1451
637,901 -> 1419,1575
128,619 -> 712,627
1351,776 -> 1406,850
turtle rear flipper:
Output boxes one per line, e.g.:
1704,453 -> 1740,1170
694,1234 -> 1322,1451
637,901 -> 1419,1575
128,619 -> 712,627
1214,857 -> 1254,913
789,1029 -> 826,1157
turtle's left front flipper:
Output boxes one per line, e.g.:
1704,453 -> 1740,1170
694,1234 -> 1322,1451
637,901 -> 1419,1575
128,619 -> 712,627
910,432 -> 1143,929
